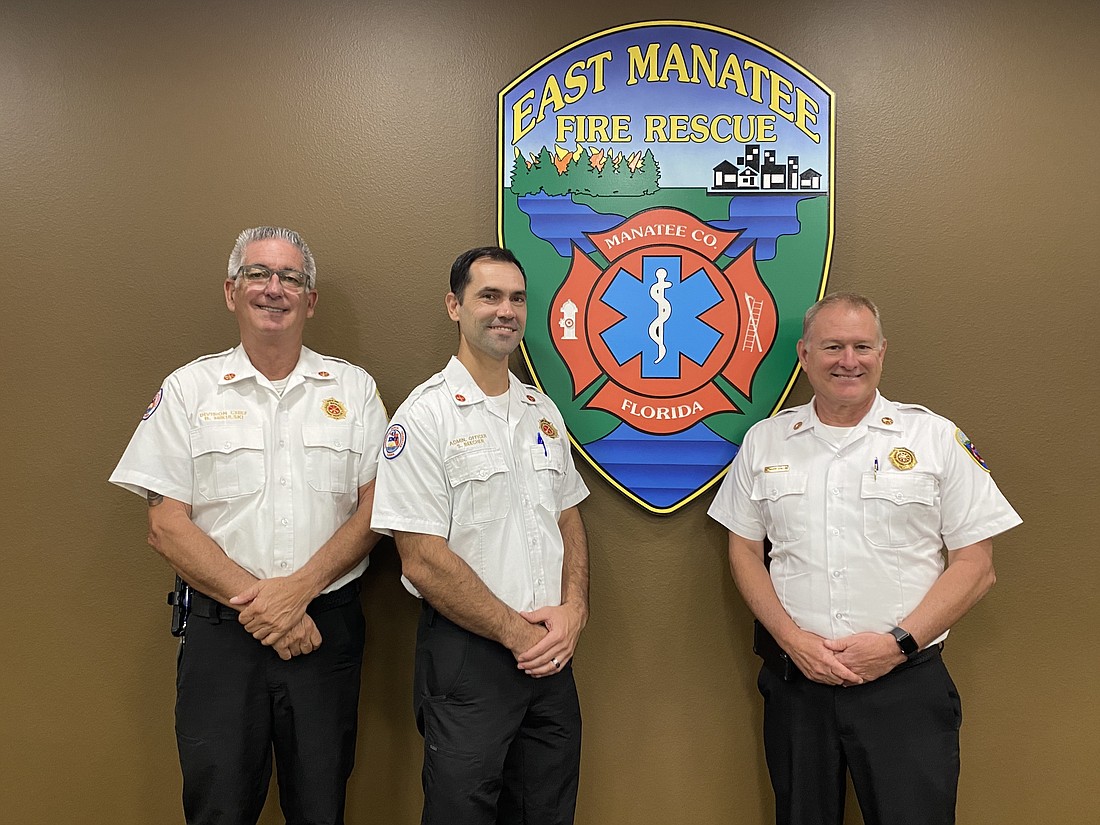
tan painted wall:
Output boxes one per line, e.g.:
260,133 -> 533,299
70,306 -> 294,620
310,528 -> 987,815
2,0 -> 1096,822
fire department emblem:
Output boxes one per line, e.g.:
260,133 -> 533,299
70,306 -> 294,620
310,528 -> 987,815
499,21 -> 834,512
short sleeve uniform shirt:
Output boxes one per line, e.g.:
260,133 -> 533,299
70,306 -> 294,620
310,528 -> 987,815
371,357 -> 589,612
110,344 -> 389,592
708,392 -> 1021,640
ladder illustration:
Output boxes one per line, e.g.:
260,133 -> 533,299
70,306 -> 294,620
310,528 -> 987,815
742,294 -> 763,352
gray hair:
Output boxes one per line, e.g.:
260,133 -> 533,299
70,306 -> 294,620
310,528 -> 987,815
227,226 -> 317,290
802,292 -> 884,344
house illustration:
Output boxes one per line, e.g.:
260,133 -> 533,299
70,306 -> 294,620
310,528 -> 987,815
709,144 -> 824,194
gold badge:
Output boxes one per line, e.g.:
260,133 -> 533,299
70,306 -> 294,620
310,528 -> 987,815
764,465 -> 789,473
322,398 -> 347,420
793,421 -> 803,430
223,373 -> 236,380
318,371 -> 330,377
881,417 -> 894,425
888,447 -> 917,471
539,418 -> 559,438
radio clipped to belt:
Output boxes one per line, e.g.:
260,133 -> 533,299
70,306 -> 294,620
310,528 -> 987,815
168,575 -> 192,638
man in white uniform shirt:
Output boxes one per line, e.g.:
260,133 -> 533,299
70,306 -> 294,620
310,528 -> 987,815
372,246 -> 590,825
708,293 -> 1021,825
110,226 -> 388,825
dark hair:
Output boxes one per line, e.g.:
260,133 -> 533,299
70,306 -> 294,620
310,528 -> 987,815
449,246 -> 526,300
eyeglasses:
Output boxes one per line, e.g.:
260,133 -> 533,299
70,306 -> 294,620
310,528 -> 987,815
235,264 -> 309,292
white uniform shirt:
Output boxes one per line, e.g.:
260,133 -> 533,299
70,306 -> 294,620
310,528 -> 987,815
708,392 -> 1021,641
110,345 -> 389,593
371,357 -> 589,612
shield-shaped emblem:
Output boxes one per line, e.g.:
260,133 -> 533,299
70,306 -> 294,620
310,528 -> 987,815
498,21 -> 833,513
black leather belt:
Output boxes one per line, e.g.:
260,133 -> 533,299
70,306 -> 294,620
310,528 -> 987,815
188,579 -> 359,622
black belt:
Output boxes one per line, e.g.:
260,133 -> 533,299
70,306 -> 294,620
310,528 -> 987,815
189,579 -> 360,622
755,619 -> 944,682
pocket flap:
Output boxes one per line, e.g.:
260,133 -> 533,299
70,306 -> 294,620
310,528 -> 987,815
445,448 -> 509,486
530,443 -> 566,473
190,425 -> 264,457
860,472 -> 935,506
302,423 -> 364,454
751,472 -> 808,502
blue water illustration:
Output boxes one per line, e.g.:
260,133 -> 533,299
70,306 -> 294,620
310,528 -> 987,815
518,192 -> 811,262
584,422 -> 738,510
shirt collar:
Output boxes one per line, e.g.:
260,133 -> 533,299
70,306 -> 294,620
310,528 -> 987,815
782,391 -> 902,438
441,356 -> 538,407
217,344 -> 335,386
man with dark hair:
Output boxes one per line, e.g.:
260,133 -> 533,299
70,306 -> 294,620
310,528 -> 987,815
372,246 -> 590,825
110,226 -> 388,824
709,292 -> 1021,825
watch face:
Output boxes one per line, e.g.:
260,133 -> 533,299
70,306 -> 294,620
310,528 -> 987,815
891,627 -> 919,655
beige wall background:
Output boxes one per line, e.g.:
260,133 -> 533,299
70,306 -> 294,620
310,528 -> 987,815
2,0 -> 1096,822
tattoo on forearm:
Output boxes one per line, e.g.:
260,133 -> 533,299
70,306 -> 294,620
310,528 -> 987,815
147,490 -> 164,507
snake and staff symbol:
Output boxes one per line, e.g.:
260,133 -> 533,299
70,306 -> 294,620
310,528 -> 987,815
648,268 -> 673,364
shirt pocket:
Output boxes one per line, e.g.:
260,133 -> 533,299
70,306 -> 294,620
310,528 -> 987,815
861,472 -> 937,548
190,425 -> 265,500
303,423 -> 365,494
750,472 -> 809,542
444,448 -> 510,525
530,442 -> 566,512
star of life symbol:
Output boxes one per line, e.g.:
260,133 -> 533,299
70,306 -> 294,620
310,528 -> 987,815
551,207 -> 778,435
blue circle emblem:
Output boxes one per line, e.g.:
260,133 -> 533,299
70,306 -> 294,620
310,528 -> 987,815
384,423 -> 407,459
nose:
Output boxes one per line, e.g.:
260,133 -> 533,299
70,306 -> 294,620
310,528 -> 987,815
837,346 -> 859,368
262,273 -> 286,296
497,300 -> 517,319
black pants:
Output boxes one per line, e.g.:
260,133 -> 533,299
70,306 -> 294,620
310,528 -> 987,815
414,603 -> 582,825
175,583 -> 365,825
758,647 -> 962,825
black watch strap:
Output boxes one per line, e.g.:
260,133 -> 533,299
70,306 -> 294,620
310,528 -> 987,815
889,626 -> 919,658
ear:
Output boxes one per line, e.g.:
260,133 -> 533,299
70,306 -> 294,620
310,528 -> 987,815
796,338 -> 808,368
224,279 -> 237,312
305,290 -> 318,319
445,292 -> 461,322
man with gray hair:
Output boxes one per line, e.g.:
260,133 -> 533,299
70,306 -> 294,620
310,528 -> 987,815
111,226 -> 388,824
709,292 -> 1021,825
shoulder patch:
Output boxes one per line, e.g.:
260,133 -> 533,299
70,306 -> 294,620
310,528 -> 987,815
142,388 -> 164,420
955,429 -> 990,472
384,423 -> 407,459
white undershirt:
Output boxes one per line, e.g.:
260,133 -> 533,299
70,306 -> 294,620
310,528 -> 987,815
485,391 -> 509,422
815,421 -> 855,448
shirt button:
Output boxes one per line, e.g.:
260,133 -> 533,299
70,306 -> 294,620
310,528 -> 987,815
224,441 -> 232,449
831,487 -> 840,495
334,441 -> 342,448
279,439 -> 286,448
895,492 -> 904,501
280,477 -> 287,486
280,561 -> 289,570
280,518 -> 288,526
832,570 -> 842,578
835,612 -> 845,620
831,528 -> 840,536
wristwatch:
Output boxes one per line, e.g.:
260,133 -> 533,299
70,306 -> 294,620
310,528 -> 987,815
889,626 -> 919,658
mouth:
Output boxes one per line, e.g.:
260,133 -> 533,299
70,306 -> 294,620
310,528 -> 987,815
255,304 -> 288,314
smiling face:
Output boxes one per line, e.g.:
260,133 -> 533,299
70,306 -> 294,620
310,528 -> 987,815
224,238 -> 317,344
798,302 -> 886,425
446,257 -> 527,365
